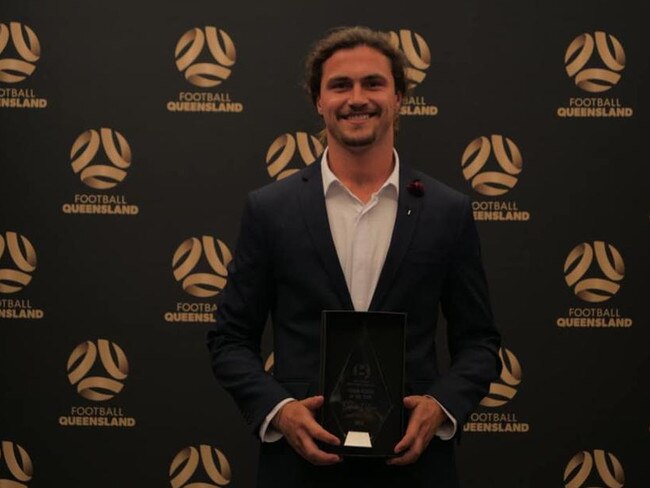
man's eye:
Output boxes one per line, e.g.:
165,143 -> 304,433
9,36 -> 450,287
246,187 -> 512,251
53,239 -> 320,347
331,81 -> 349,90
365,79 -> 383,88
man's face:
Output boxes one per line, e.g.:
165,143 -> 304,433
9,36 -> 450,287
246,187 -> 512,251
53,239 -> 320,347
316,45 -> 402,150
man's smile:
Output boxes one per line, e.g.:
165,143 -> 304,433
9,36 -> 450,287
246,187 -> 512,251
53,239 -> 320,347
338,110 -> 379,121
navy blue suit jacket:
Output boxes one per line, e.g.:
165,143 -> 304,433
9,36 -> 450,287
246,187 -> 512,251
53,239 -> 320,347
208,159 -> 500,486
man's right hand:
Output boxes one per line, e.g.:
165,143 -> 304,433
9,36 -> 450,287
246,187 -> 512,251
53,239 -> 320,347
272,395 -> 342,465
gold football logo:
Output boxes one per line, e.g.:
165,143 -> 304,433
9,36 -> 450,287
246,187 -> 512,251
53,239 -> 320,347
0,22 -> 40,83
0,232 -> 37,294
388,29 -> 431,89
480,348 -> 522,407
461,135 -> 523,196
0,440 -> 33,488
564,241 -> 624,303
564,450 -> 625,488
172,236 -> 232,298
265,132 -> 323,180
67,339 -> 129,401
565,31 -> 625,93
70,128 -> 132,190
169,445 -> 232,488
175,26 -> 236,88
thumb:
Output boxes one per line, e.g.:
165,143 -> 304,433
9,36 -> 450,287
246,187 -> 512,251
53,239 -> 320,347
302,395 -> 325,411
403,396 -> 419,410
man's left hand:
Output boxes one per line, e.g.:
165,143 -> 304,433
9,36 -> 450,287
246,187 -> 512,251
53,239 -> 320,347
386,395 -> 447,466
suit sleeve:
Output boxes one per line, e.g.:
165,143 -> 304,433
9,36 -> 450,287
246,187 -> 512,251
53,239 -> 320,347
207,191 -> 291,435
428,195 -> 501,430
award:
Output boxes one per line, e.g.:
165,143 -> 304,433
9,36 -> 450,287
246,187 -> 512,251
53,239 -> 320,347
319,311 -> 405,457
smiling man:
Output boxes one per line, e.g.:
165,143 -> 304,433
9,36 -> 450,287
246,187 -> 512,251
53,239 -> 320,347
317,45 -> 398,149
208,26 -> 500,487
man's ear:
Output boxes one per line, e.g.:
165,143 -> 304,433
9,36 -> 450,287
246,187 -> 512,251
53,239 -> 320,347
316,96 -> 323,115
395,91 -> 403,109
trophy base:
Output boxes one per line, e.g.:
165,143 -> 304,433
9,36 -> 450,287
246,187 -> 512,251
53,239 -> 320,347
344,431 -> 372,448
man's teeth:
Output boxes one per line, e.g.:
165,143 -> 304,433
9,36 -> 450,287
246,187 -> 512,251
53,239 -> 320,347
347,114 -> 370,119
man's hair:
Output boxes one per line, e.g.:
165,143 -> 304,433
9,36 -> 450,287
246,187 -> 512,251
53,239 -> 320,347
304,26 -> 408,105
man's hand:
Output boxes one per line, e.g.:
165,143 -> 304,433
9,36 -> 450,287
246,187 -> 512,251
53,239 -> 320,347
272,395 -> 342,465
386,395 -> 447,466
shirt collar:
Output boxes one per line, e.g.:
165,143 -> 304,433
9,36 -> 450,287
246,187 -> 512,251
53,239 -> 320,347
321,147 -> 400,198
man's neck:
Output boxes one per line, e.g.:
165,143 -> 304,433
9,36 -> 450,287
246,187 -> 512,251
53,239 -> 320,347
326,139 -> 395,203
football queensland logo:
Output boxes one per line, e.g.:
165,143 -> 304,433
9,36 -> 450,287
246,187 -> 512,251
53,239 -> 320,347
169,445 -> 232,488
461,135 -> 523,196
564,450 -> 624,488
388,29 -> 431,89
565,32 -> 625,93
172,236 -> 232,298
66,339 -> 129,401
265,132 -> 323,180
480,348 -> 521,407
70,128 -> 132,190
0,232 -> 36,294
0,441 -> 33,488
564,241 -> 624,303
0,22 -> 40,83
175,26 -> 236,88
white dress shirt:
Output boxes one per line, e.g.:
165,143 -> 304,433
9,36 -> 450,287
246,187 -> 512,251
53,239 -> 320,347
260,149 -> 456,441
322,148 -> 399,312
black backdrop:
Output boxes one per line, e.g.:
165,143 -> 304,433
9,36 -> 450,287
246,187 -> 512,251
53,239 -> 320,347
1,1 -> 648,487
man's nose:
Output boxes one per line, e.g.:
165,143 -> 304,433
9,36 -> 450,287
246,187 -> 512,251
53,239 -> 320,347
348,83 -> 368,106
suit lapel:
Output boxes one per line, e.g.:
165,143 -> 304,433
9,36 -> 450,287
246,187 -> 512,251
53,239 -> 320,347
369,164 -> 422,310
299,161 -> 354,310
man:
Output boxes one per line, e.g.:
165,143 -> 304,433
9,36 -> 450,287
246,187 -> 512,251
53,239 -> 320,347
208,26 -> 500,487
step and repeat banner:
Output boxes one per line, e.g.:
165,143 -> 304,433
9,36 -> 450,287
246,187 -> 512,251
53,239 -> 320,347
0,1 -> 648,487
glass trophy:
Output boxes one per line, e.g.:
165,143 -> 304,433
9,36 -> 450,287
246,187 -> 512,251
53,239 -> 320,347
319,311 -> 405,457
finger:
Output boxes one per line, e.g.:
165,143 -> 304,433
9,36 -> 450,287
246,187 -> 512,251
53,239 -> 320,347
393,432 -> 415,454
308,423 -> 341,446
300,436 -> 342,465
293,399 -> 339,445
386,446 -> 420,466
389,436 -> 425,466
394,414 -> 420,453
